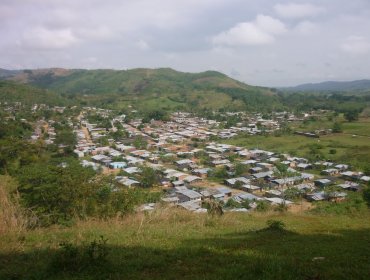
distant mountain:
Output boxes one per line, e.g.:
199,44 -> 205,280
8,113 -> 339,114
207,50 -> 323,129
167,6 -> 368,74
284,79 -> 370,92
1,68 -> 280,111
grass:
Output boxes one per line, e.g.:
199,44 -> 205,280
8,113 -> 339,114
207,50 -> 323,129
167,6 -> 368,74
1,209 -> 370,279
221,132 -> 370,170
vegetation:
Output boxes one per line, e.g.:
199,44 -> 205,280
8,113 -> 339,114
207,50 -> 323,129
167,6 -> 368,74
0,80 -> 66,105
1,210 -> 370,279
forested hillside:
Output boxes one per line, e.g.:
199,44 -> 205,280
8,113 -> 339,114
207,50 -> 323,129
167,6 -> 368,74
5,68 -> 280,112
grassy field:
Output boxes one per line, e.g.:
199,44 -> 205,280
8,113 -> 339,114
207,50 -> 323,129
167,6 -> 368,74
222,131 -> 370,170
1,209 -> 370,279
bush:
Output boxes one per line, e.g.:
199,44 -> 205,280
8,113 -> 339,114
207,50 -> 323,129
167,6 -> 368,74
203,199 -> 224,216
363,188 -> 370,208
266,220 -> 286,231
256,200 -> 270,212
49,236 -> 110,273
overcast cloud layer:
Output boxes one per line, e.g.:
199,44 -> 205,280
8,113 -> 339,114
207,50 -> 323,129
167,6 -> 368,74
1,0 -> 370,86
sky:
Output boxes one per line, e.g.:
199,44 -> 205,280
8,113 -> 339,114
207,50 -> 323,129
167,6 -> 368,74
1,0 -> 370,87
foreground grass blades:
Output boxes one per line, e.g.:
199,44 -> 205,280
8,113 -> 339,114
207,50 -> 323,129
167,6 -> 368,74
1,210 -> 370,279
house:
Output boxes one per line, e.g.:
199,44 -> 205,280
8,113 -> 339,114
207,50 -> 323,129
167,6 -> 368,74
123,166 -> 141,174
301,173 -> 315,181
172,180 -> 185,188
250,167 -> 263,173
215,187 -> 233,198
337,182 -> 361,192
109,162 -> 127,169
340,171 -> 363,180
176,159 -> 194,169
237,193 -> 264,201
266,197 -> 293,205
183,175 -> 202,185
265,189 -> 282,198
252,171 -> 274,180
335,164 -> 349,171
176,188 -> 202,203
328,191 -> 347,202
360,176 -> 370,183
117,177 -> 140,188
256,162 -> 273,171
314,179 -> 332,187
161,197 -> 179,205
225,177 -> 250,187
240,184 -> 260,193
240,159 -> 257,166
271,177 -> 302,188
91,154 -> 110,163
177,200 -> 203,211
321,169 -> 339,176
297,163 -> 312,170
211,159 -> 230,167
192,168 -> 211,178
306,191 -> 327,201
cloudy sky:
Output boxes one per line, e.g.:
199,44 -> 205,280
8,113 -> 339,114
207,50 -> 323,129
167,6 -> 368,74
1,0 -> 370,86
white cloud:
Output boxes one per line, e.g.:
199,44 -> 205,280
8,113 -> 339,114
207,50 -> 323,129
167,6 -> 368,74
294,20 -> 317,34
76,26 -> 116,41
22,27 -> 79,50
137,40 -> 150,51
274,3 -> 325,19
341,36 -> 370,55
212,15 -> 286,46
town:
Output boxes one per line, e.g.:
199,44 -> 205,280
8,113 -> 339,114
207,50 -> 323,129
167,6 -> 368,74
4,101 -> 368,214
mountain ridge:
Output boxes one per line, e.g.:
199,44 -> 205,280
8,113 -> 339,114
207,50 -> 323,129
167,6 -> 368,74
282,79 -> 370,92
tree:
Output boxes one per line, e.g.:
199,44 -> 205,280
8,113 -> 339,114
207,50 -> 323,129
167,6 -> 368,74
344,110 -> 359,122
17,160 -> 96,225
139,166 -> 159,188
332,122 -> 342,133
133,136 -> 148,149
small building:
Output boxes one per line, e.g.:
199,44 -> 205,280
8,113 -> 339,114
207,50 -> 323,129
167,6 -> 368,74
109,162 -> 127,169
176,188 -> 202,203
314,179 -> 332,188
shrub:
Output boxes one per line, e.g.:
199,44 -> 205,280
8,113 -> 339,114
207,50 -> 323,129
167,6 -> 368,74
363,188 -> 370,208
49,236 -> 110,273
266,220 -> 286,231
256,200 -> 270,212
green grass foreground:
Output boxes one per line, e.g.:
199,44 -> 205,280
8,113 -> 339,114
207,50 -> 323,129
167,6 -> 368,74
1,210 -> 370,280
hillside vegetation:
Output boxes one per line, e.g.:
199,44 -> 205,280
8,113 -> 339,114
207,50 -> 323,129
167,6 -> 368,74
6,68 -> 280,112
0,80 -> 66,106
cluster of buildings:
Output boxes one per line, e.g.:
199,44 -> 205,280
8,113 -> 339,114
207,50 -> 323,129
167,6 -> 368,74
69,109 -> 369,213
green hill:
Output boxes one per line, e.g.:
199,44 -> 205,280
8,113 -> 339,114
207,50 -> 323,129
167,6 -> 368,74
0,80 -> 66,106
282,79 -> 370,92
6,68 -> 280,112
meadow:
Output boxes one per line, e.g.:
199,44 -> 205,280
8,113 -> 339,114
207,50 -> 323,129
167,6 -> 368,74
222,118 -> 370,170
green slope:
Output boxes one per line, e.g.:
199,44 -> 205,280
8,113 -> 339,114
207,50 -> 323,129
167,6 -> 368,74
7,68 -> 280,111
0,80 -> 66,106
